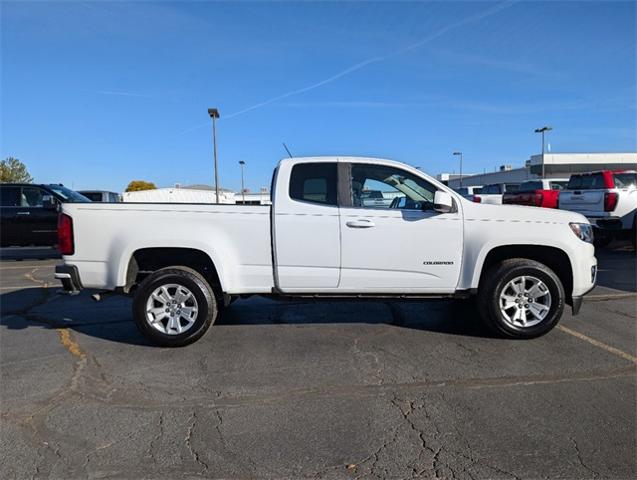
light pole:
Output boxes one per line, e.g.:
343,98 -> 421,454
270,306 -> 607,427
534,126 -> 552,178
239,160 -> 246,204
453,151 -> 463,187
208,108 -> 220,203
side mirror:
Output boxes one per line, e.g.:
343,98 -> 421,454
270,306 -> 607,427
433,191 -> 455,214
42,195 -> 57,210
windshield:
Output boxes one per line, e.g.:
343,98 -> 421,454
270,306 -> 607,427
47,185 -> 91,202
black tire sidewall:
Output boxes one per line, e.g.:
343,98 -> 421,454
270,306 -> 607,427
485,264 -> 564,339
133,268 -> 216,347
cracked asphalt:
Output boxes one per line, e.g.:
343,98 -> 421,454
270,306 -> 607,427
1,244 -> 635,479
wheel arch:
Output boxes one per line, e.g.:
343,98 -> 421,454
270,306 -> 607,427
475,244 -> 574,305
123,247 -> 224,294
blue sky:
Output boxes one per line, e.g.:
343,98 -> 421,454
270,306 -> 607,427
2,0 -> 635,193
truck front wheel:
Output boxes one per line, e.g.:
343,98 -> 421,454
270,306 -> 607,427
478,259 -> 565,339
132,266 -> 217,347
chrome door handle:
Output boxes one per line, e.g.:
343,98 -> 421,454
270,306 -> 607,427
16,211 -> 30,215
346,219 -> 375,228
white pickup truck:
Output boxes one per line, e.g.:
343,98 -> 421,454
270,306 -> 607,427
55,157 -> 597,346
559,170 -> 637,247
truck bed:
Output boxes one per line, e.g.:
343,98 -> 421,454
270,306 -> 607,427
61,202 -> 274,293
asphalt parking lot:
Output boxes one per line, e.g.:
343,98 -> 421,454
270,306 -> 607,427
1,245 -> 635,480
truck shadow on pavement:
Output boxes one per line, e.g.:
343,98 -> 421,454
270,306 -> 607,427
0,288 -> 496,347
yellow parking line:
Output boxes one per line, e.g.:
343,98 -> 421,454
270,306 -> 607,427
558,325 -> 637,365
57,329 -> 85,359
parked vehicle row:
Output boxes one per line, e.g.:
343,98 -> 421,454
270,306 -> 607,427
54,156 -> 597,347
472,183 -> 521,205
502,179 -> 569,209
455,170 -> 636,248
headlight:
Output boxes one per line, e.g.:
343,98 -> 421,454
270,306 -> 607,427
569,223 -> 594,244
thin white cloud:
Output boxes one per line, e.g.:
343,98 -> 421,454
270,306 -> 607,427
95,90 -> 150,98
224,0 -> 517,120
177,0 -> 518,134
277,94 -> 635,115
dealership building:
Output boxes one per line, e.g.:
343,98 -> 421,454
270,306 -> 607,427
438,153 -> 637,189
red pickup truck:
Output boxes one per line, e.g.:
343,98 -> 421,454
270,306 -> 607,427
502,179 -> 569,209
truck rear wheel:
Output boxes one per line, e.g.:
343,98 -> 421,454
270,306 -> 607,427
478,259 -> 564,339
132,266 -> 217,347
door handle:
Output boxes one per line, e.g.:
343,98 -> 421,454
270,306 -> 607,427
16,211 -> 30,216
346,219 -> 375,228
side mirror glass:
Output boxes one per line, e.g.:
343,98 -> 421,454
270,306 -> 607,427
434,191 -> 455,214
42,195 -> 57,210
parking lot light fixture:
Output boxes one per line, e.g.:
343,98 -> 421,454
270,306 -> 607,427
534,126 -> 553,178
239,160 -> 246,204
208,108 -> 220,203
453,151 -> 463,187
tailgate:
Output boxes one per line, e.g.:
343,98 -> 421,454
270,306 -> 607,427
559,190 -> 604,215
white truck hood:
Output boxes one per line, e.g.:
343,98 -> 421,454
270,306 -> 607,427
463,200 -> 590,225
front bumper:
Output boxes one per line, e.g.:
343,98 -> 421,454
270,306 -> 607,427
571,264 -> 597,316
55,265 -> 83,295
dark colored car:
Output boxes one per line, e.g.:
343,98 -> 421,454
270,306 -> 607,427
0,184 -> 90,247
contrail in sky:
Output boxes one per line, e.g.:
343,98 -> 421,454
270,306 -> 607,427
178,0 -> 516,132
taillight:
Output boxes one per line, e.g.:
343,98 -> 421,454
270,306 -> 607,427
604,192 -> 618,212
534,192 -> 544,206
57,214 -> 74,255
472,195 -> 481,203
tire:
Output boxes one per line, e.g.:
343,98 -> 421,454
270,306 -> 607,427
631,217 -> 636,252
477,258 -> 565,339
132,266 -> 217,347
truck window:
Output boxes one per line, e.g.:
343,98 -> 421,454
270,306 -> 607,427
350,163 -> 435,210
519,181 -> 542,192
289,163 -> 337,205
21,187 -> 44,207
567,173 -> 605,190
614,173 -> 637,188
482,184 -> 502,194
1,186 -> 20,207
81,192 -> 103,202
550,181 -> 568,190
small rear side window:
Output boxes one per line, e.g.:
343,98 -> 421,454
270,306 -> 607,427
1,186 -> 20,207
613,173 -> 637,188
289,163 -> 338,205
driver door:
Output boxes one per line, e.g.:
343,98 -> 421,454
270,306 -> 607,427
338,162 -> 463,293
